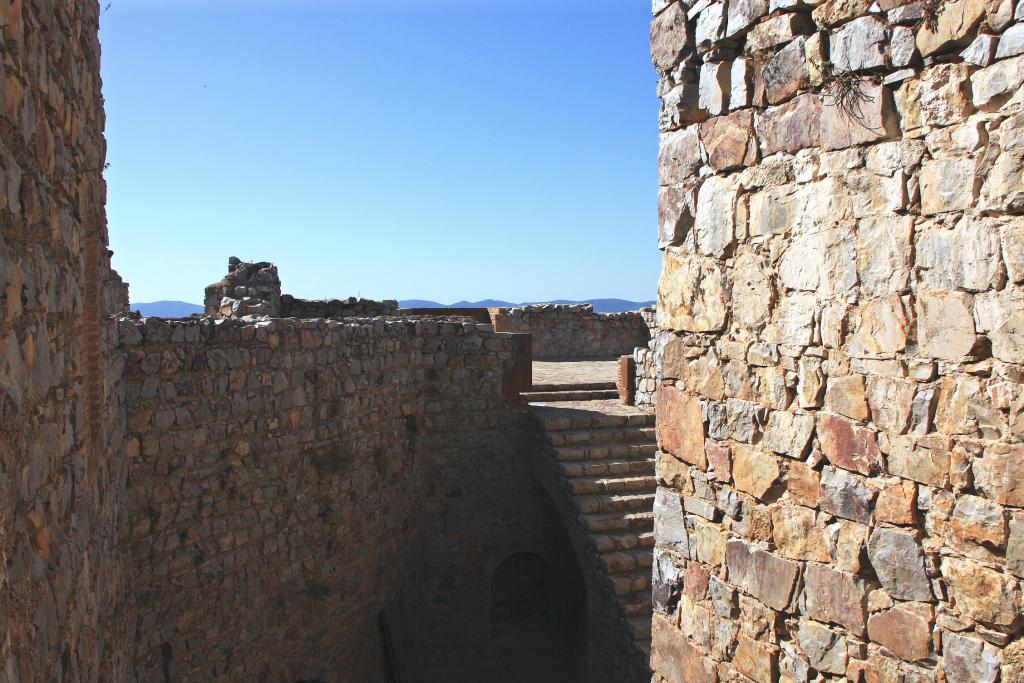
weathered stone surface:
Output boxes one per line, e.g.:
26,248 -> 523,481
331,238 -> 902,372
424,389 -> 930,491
655,486 -> 690,548
659,126 -> 704,185
980,113 -> 1024,213
866,377 -> 915,434
652,612 -> 718,683
962,33 -> 999,66
658,385 -> 708,469
942,556 -> 1021,626
661,82 -> 709,130
801,563 -> 869,636
726,538 -> 801,610
873,479 -> 917,525
726,0 -> 769,38
700,110 -> 758,171
652,2 -> 693,73
731,58 -> 753,109
996,22 -> 1024,58
950,494 -> 1008,547
659,183 -> 697,248
820,466 -> 874,524
857,216 -> 913,298
975,288 -> 1024,363
824,376 -> 869,422
764,37 -> 814,105
916,289 -> 979,361
695,1 -> 727,51
695,175 -> 740,257
788,461 -> 821,507
763,293 -> 816,346
817,412 -> 883,476
762,411 -> 814,458
972,444 -> 1024,507
867,527 -> 933,602
772,505 -> 831,561
658,252 -> 730,333
830,17 -> 887,72
867,602 -> 933,662
972,54 -> 1024,109
747,12 -> 814,52
733,446 -> 781,499
699,61 -> 732,116
918,216 -> 1003,292
1010,516 -> 1024,577
942,631 -> 1001,683
756,93 -> 823,155
813,0 -> 872,27
734,635 -> 776,683
798,620 -> 847,674
919,157 -> 979,214
732,252 -> 774,330
916,0 -> 987,56
887,436 -> 951,487
847,296 -> 913,358
653,547 -> 685,612
821,80 -> 899,150
891,26 -> 918,68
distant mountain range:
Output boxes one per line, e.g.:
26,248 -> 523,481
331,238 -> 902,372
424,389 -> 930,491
131,298 -> 656,318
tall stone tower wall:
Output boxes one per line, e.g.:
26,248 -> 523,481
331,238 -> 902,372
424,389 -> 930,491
0,1 -> 130,680
651,0 -> 1024,681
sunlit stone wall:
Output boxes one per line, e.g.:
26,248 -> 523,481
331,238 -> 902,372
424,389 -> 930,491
650,0 -> 1024,681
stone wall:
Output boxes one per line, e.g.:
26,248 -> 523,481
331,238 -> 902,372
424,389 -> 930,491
0,1 -> 132,680
493,304 -> 651,360
280,294 -> 399,318
651,1 -> 1024,682
118,314 -> 569,680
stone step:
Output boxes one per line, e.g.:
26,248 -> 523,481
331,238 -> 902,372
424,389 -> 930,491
592,531 -> 655,554
530,381 -> 617,392
532,408 -> 655,432
554,443 -> 657,463
576,492 -> 655,515
523,389 -> 621,401
620,592 -> 654,618
560,458 -> 655,478
546,426 -> 656,448
609,570 -> 650,597
582,510 -> 654,534
569,474 -> 656,496
599,548 -> 654,575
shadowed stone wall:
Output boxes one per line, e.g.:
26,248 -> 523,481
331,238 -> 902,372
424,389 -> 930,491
0,1 -> 132,680
119,315 -> 573,681
651,0 -> 1024,681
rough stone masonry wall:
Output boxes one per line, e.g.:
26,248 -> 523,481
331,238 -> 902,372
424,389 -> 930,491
651,1 -> 1024,682
494,304 -> 651,360
0,2 -> 131,681
119,315 -> 559,681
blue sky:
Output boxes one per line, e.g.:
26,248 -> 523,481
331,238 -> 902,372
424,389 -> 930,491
100,0 -> 660,304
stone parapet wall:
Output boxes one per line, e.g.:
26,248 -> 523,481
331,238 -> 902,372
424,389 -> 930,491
651,1 -> 1024,682
118,314 -> 559,680
493,304 -> 651,360
0,1 -> 131,680
636,307 -> 661,407
281,294 -> 399,318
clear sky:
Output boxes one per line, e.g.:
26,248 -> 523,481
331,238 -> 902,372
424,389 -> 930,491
100,0 -> 660,305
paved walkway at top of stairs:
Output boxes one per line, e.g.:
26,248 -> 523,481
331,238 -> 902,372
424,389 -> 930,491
523,359 -> 655,671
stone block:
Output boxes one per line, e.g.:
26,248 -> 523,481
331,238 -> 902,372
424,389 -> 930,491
866,602 -> 933,662
659,182 -> 698,248
655,486 -> 690,548
652,612 -> 718,683
771,504 -> 831,562
972,54 -> 1024,109
824,376 -> 869,422
695,2 -> 727,51
732,446 -> 781,499
652,2 -> 693,73
731,58 -> 753,109
975,287 -> 1024,363
942,631 -> 1001,683
798,620 -> 847,674
659,126 -> 703,185
699,110 -> 758,171
1009,515 -> 1024,577
820,80 -> 899,150
726,0 -> 769,38
817,412 -> 883,476
915,289 -> 980,362
657,385 -> 708,469
699,61 -> 732,116
867,527 -> 933,602
972,444 -> 1024,507
891,26 -> 919,67
919,63 -> 975,127
801,563 -> 869,636
942,556 -> 1021,626
763,37 -> 813,104
694,175 -> 740,257
725,538 -> 801,611
788,461 -> 821,507
734,635 -> 777,683
962,33 -> 999,66
732,252 -> 774,331
658,252 -> 730,333
848,295 -> 912,358
830,16 -> 887,72
996,22 -> 1024,58
873,478 -> 917,525
916,0 -> 987,56
819,465 -> 874,524
746,12 -> 814,52
950,494 -> 1008,547
856,215 -> 913,298
866,377 -> 915,435
762,411 -> 814,458
756,93 -> 823,156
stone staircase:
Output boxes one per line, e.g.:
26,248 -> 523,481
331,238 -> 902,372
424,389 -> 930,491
525,378 -> 656,671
